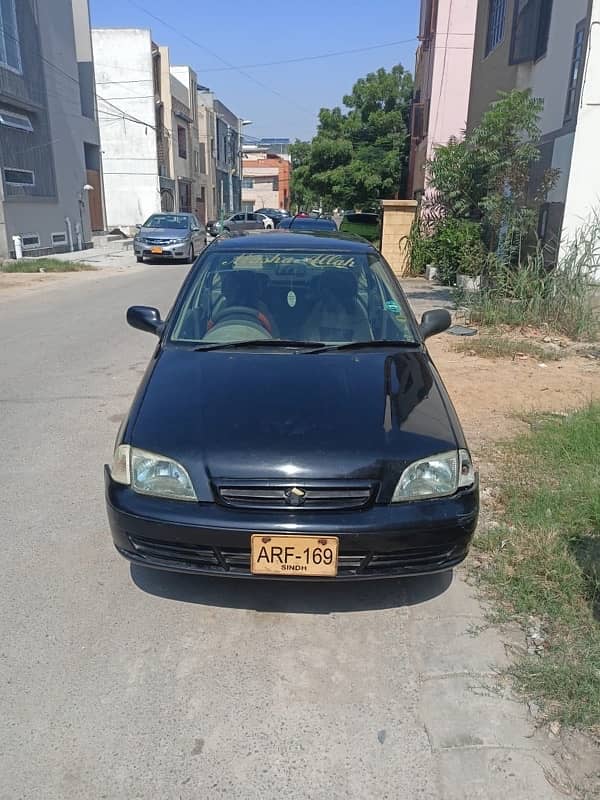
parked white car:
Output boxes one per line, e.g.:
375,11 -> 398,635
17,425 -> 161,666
254,213 -> 274,230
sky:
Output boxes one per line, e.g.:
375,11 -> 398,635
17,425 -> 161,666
89,0 -> 420,142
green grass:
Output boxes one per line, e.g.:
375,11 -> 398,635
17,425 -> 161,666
454,335 -> 561,361
474,403 -> 600,730
0,258 -> 94,273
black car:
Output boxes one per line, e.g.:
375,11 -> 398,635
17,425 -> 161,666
255,208 -> 289,227
277,215 -> 337,232
105,231 -> 478,580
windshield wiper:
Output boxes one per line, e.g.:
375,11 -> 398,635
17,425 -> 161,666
194,339 -> 325,352
305,340 -> 419,353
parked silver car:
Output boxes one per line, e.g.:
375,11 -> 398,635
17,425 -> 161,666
222,212 -> 265,233
134,213 -> 206,263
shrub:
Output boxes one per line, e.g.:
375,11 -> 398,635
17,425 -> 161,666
458,216 -> 600,340
430,218 -> 485,285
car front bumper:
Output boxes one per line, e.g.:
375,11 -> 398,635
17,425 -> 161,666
105,467 -> 479,580
134,242 -> 189,259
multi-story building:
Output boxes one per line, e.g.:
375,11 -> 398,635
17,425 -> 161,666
93,30 -> 206,231
0,0 -> 103,258
407,0 -> 478,199
467,0 -> 595,263
168,64 -> 199,217
198,90 -> 244,218
241,148 -> 291,212
196,89 -> 217,223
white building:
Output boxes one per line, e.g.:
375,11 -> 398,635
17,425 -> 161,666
92,28 -> 160,231
561,0 -> 600,279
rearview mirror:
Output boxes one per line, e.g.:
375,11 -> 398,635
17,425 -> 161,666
127,305 -> 163,336
419,309 -> 451,340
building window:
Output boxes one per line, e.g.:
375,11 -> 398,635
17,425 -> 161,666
565,20 -> 586,122
272,176 -> 279,191
0,0 -> 22,73
510,0 -> 553,64
0,108 -> 32,132
411,102 -> 425,141
241,177 -> 253,189
178,180 -> 191,212
4,168 -> 34,186
177,125 -> 187,159
193,149 -> 199,174
486,0 -> 507,55
21,234 -> 40,250
199,143 -> 206,173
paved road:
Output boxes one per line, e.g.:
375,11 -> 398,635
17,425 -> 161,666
0,265 -> 563,799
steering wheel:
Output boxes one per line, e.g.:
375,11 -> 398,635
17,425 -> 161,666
210,305 -> 273,333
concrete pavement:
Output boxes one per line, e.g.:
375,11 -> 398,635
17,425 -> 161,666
0,264 -> 569,799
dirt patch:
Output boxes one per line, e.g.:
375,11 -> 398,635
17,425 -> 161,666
429,333 -> 600,455
0,266 -> 134,303
0,272 -> 70,295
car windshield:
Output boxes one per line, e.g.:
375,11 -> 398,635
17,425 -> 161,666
169,248 -> 417,347
143,214 -> 189,230
290,217 -> 337,231
343,213 -> 379,225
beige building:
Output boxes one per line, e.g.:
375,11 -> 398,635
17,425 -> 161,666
467,0 -> 593,260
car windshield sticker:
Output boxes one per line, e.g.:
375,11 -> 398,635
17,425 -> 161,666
385,300 -> 401,313
232,253 -> 357,269
287,290 -> 297,308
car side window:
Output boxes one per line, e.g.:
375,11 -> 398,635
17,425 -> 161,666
232,214 -> 243,222
247,213 -> 256,221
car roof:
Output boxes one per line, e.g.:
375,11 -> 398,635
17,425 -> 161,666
211,229 -> 375,252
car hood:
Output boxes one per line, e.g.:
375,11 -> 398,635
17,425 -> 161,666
138,227 -> 189,239
130,348 -> 460,494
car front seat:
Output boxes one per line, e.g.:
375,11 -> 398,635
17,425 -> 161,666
211,270 -> 279,336
304,268 -> 372,342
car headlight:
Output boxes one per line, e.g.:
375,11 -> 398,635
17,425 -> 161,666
391,449 -> 475,502
110,444 -> 197,501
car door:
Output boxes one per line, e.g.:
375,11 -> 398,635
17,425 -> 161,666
246,213 -> 263,231
191,215 -> 205,247
227,213 -> 244,231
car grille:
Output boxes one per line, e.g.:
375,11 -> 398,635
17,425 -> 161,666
143,237 -> 179,246
216,484 -> 374,511
126,535 -> 467,577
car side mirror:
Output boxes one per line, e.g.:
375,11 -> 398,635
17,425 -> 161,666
419,308 -> 451,340
135,223 -> 141,229
127,305 -> 163,336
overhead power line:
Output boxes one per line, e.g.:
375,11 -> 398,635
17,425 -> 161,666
124,0 -> 313,115
200,39 -> 418,72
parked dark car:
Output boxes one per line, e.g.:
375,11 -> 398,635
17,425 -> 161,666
134,213 -> 206,263
255,208 -> 289,227
339,212 -> 381,244
106,231 -> 478,580
277,215 -> 337,232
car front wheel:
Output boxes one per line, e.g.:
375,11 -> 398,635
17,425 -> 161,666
136,255 -> 143,263
187,244 -> 195,264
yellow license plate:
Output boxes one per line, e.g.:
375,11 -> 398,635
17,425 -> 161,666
251,535 -> 339,577
151,246 -> 163,254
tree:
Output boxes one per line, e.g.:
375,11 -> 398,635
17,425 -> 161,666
427,90 -> 558,256
289,140 -> 316,211
290,65 -> 413,209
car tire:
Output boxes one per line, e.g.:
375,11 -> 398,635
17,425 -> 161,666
136,256 -> 143,263
187,244 -> 195,264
